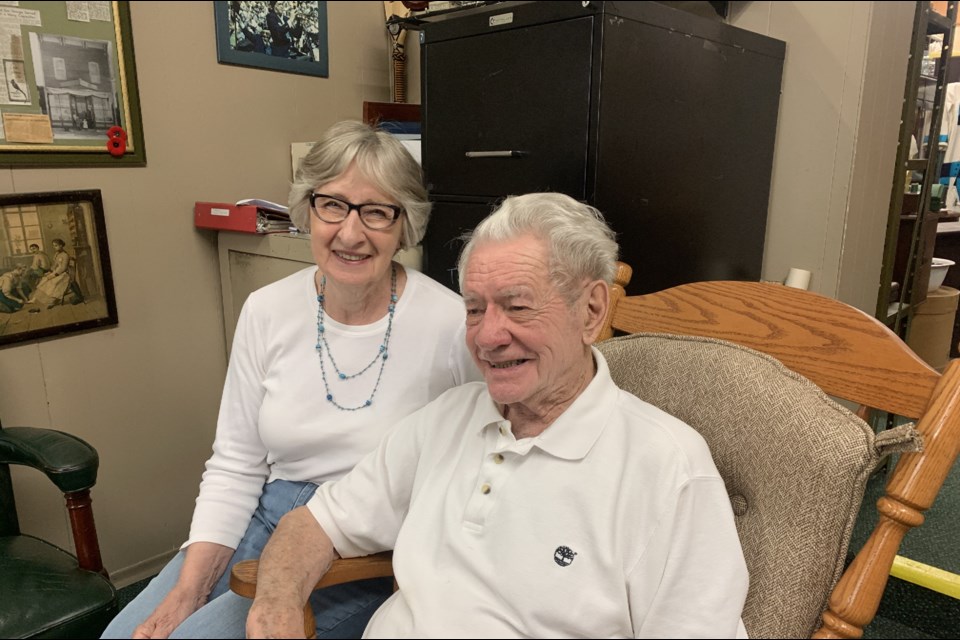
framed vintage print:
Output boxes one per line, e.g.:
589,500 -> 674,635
214,1 -> 329,78
0,189 -> 118,347
0,2 -> 145,167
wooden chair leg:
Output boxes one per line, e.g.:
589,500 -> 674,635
65,488 -> 107,577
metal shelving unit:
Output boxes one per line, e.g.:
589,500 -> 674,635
877,1 -> 958,338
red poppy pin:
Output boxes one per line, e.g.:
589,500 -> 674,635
106,126 -> 127,156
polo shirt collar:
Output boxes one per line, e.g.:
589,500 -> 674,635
476,347 -> 618,461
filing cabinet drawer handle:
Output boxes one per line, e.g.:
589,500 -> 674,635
464,150 -> 526,158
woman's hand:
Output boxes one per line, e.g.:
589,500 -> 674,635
132,586 -> 206,639
132,541 -> 235,638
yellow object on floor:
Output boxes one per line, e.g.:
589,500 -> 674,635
891,555 -> 960,600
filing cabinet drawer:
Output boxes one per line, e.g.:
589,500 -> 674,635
422,199 -> 497,291
422,17 -> 593,199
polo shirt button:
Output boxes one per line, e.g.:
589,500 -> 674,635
498,426 -> 506,435
493,453 -> 504,464
481,483 -> 492,495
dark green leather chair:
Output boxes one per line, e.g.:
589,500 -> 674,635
0,421 -> 117,638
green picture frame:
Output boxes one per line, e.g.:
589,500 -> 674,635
214,1 -> 329,79
0,2 -> 145,167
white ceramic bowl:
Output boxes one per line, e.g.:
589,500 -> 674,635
928,257 -> 955,292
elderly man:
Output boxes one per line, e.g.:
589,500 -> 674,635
248,193 -> 748,638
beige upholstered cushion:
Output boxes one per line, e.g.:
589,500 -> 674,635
597,333 -> 895,638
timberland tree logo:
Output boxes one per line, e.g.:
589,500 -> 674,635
554,545 -> 577,567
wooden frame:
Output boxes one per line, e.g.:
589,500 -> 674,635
214,1 -> 329,78
0,189 -> 118,347
0,2 -> 145,167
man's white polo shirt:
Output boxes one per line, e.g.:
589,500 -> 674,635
308,348 -> 748,638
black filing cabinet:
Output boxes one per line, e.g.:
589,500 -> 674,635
415,1 -> 785,294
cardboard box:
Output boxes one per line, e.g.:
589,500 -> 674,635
907,285 -> 960,372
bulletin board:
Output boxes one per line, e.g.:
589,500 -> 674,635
0,1 -> 144,167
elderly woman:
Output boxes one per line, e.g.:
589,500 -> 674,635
102,121 -> 480,639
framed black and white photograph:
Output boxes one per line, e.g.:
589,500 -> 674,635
0,2 -> 145,167
214,1 -> 329,78
28,31 -> 120,142
0,189 -> 118,347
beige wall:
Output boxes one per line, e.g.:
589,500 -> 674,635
0,1 -> 401,586
731,1 -> 914,311
0,0 -> 915,586
838,2 -> 916,311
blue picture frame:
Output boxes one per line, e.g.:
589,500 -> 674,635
214,1 -> 329,78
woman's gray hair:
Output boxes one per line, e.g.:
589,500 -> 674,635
288,120 -> 430,250
457,193 -> 619,300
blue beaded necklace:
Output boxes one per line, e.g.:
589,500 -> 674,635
315,264 -> 397,411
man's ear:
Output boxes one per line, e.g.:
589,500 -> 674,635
582,280 -> 609,345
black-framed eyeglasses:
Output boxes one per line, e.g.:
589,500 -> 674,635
309,193 -> 404,230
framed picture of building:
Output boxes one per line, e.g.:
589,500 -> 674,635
214,1 -> 329,78
0,2 -> 145,166
0,190 -> 118,347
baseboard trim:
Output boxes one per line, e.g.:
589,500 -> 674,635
110,547 -> 178,589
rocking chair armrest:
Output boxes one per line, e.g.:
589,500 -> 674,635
230,551 -> 395,599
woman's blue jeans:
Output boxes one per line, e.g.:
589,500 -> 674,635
101,480 -> 392,638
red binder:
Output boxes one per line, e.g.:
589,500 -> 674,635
194,202 -> 262,233
194,201 -> 293,234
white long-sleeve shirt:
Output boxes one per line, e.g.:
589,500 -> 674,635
186,266 -> 480,549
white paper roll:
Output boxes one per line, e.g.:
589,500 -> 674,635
784,268 -> 812,290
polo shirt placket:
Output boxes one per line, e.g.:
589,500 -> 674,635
463,420 -> 539,531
